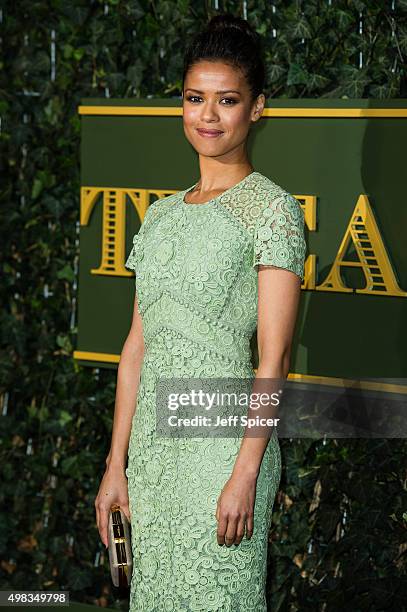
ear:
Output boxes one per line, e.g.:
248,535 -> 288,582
251,93 -> 265,122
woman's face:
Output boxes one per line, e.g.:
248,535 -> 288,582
182,60 -> 264,160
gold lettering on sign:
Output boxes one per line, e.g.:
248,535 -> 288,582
295,194 -> 317,289
81,187 -> 148,276
317,194 -> 407,297
80,187 -> 177,276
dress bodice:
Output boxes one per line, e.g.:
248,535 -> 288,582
125,171 -> 306,365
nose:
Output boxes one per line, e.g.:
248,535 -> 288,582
200,100 -> 220,123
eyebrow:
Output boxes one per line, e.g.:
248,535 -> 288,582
185,88 -> 241,95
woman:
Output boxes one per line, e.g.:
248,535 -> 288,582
95,13 -> 306,612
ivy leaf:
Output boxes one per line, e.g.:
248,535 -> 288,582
287,63 -> 309,86
31,179 -> 43,200
57,264 -> 75,282
59,410 -> 73,427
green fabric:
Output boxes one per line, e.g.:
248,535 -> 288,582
124,171 -> 306,610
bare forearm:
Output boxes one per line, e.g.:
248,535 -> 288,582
106,339 -> 144,470
232,359 -> 289,479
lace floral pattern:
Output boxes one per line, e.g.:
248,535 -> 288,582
124,171 -> 306,611
252,192 -> 306,278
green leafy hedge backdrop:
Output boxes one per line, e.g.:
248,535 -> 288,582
1,1 -> 406,610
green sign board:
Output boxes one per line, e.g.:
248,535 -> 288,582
74,98 -> 407,394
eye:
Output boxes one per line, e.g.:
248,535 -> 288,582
185,95 -> 238,105
185,95 -> 202,103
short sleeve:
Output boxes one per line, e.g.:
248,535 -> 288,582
125,233 -> 142,272
125,201 -> 158,272
252,191 -> 306,281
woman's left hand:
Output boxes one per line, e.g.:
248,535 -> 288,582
215,471 -> 257,546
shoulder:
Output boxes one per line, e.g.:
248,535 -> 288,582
223,171 -> 304,233
149,191 -> 179,213
142,191 -> 179,225
251,173 -> 305,236
250,172 -> 303,216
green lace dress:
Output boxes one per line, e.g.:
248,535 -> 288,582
124,170 -> 306,611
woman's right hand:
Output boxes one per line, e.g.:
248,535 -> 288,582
94,465 -> 131,548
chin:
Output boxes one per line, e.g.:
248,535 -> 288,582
191,137 -> 227,150
195,146 -> 227,157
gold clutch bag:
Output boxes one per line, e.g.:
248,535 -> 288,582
107,503 -> 133,588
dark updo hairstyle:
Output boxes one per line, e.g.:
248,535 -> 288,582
182,13 -> 265,101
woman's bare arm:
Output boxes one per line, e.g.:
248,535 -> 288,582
95,291 -> 144,545
231,265 -> 302,480
216,265 -> 302,546
105,291 -> 145,469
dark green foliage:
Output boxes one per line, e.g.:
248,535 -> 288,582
268,438 -> 407,610
1,1 -> 406,609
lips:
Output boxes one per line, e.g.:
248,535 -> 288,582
196,128 -> 224,137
